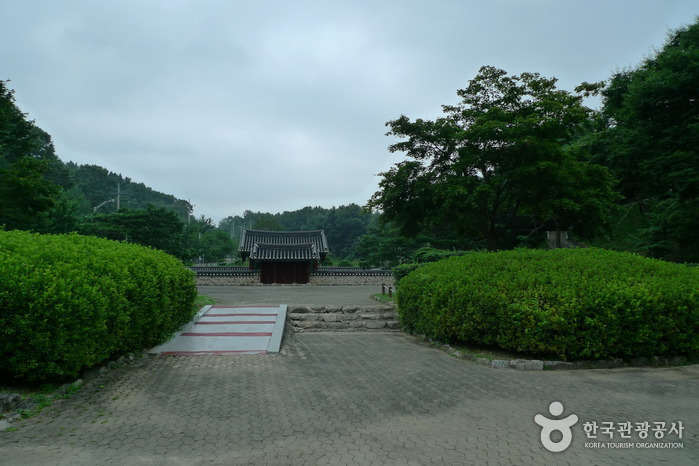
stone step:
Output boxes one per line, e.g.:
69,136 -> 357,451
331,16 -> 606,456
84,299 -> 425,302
288,312 -> 397,322
292,320 -> 400,332
286,304 -> 399,332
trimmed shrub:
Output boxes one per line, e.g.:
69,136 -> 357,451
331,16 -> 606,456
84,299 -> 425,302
392,263 -> 424,283
394,248 -> 470,284
0,230 -> 197,382
412,247 -> 468,263
397,248 -> 699,360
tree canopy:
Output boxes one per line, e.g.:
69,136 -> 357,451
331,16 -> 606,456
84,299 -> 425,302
585,19 -> 699,262
0,80 -> 65,231
369,66 -> 617,250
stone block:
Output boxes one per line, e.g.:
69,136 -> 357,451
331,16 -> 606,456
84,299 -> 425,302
296,321 -> 319,329
380,313 -> 396,320
667,355 -> 687,365
288,313 -> 304,321
349,321 -> 365,328
490,359 -> 510,369
653,356 -> 668,366
322,314 -> 341,322
597,358 -> 625,369
289,306 -> 310,313
543,361 -> 574,371
511,360 -> 544,371
365,321 -> 387,329
360,314 -> 379,320
340,314 -> 358,321
0,393 -> 21,413
324,322 -> 349,330
628,357 -> 651,367
387,321 -> 400,329
301,314 -> 320,321
341,306 -> 359,313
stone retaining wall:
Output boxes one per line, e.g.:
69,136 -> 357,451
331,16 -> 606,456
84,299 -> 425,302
308,275 -> 394,286
196,274 -> 394,286
196,275 -> 259,286
287,304 -> 399,332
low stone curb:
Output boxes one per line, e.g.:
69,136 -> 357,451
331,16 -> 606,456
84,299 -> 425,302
434,342 -> 692,371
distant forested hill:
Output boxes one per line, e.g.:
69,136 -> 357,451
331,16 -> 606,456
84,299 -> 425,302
64,162 -> 192,218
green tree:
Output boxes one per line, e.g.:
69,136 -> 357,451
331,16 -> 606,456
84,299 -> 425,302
0,157 -> 60,230
79,205 -> 187,259
0,81 -> 65,230
253,213 -> 283,231
199,229 -> 235,263
588,19 -> 699,261
369,66 -> 617,250
355,222 -> 421,267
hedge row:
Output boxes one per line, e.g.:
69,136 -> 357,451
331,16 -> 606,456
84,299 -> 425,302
0,230 -> 197,382
397,248 -> 699,360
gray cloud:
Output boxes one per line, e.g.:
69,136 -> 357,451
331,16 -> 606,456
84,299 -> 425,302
2,0 -> 696,221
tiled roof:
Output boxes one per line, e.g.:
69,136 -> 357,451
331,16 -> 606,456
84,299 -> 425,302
250,243 -> 319,261
239,230 -> 329,254
239,230 -> 329,262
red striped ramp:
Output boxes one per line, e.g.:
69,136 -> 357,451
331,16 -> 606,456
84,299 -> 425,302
150,305 -> 287,355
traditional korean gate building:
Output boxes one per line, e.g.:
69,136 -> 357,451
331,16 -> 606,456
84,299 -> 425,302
238,230 -> 329,284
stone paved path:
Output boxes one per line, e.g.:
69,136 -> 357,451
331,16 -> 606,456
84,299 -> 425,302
1,286 -> 697,465
1,332 -> 697,465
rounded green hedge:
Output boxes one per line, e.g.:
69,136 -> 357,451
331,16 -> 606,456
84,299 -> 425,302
0,230 -> 197,382
397,248 -> 698,360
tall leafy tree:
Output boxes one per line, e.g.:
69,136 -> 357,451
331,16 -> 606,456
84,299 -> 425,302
80,205 -> 188,259
369,66 -> 617,250
588,19 -> 699,261
0,81 -> 64,231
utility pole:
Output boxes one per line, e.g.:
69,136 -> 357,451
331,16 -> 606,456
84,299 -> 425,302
188,199 -> 195,224
116,182 -> 121,211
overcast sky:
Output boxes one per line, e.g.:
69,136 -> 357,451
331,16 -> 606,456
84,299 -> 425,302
2,1 -> 697,222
